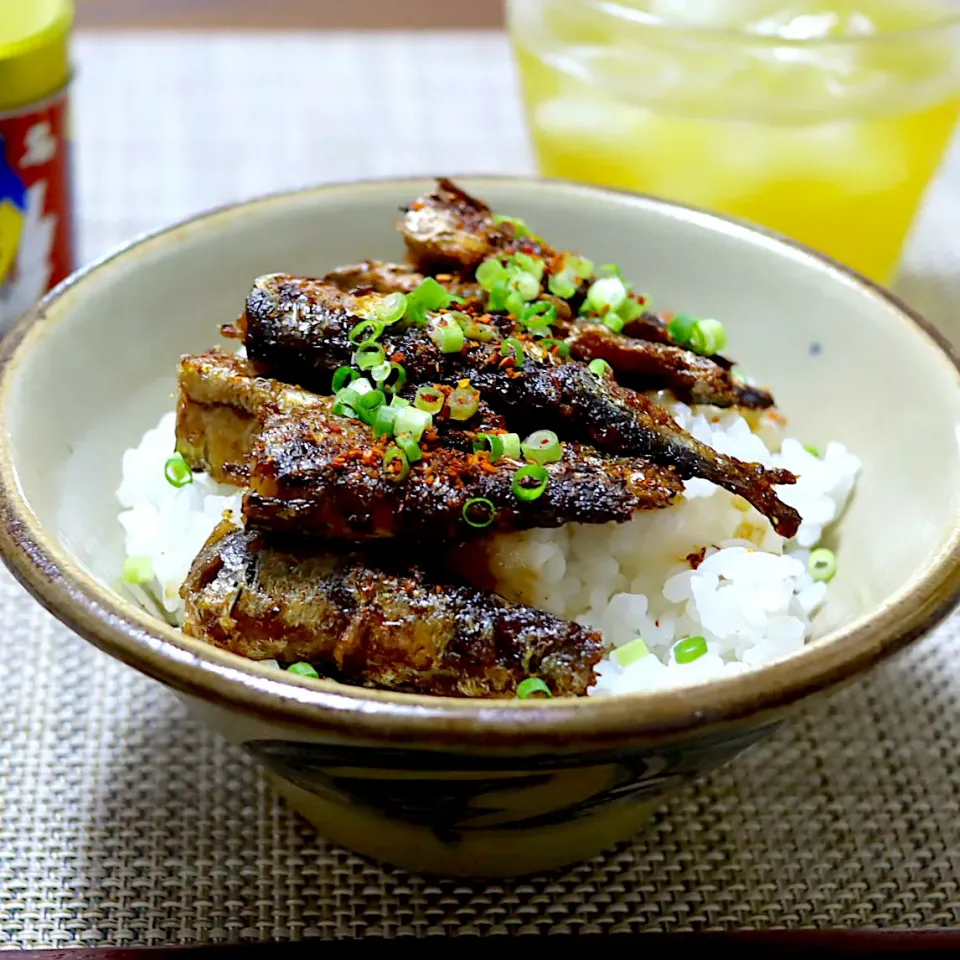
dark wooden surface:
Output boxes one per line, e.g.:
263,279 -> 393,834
75,0 -> 505,30
15,931 -> 960,956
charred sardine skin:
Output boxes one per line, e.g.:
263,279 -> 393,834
175,351 -> 684,542
566,323 -> 775,410
240,275 -> 800,537
245,407 -> 683,541
181,521 -> 603,698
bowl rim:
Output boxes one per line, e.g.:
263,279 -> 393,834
1,173 -> 959,752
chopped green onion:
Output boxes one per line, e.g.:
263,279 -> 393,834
448,385 -> 480,421
603,313 -> 625,334
372,404 -> 398,437
516,677 -> 552,699
488,278 -> 510,312
512,463 -> 549,501
332,401 -> 358,419
613,637 -> 650,668
404,277 -> 453,325
375,361 -> 406,394
539,338 -> 570,358
355,341 -> 386,370
492,213 -> 532,237
501,433 -> 521,459
510,251 -> 544,281
465,322 -> 498,343
448,310 -> 473,330
588,358 -> 613,379
333,381 -> 370,416
428,316 -> 465,354
370,361 -> 392,385
803,443 -> 821,458
474,433 -> 505,461
674,635 -> 708,664
259,659 -> 281,670
509,273 -> 540,302
567,255 -> 594,278
395,432 -> 422,464
349,318 -> 384,345
394,405 -> 432,442
689,318 -> 728,356
509,271 -> 540,303
164,454 -> 193,488
355,389 -> 385,424
122,555 -> 153,585
334,385 -> 363,410
389,394 -> 410,408
668,313 -> 698,345
352,378 -> 374,395
410,277 -> 452,310
619,297 -> 647,322
501,338 -> 524,367
808,548 -> 837,583
504,290 -> 526,317
598,263 -> 625,280
521,429 -> 562,465
586,276 -> 628,313
371,291 -> 407,324
462,497 -> 497,529
287,662 -> 320,679
332,366 -> 359,391
414,385 -> 445,415
547,269 -> 578,299
382,444 -> 410,483
476,257 -> 507,291
520,301 -> 557,330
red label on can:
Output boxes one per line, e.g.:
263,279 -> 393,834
0,89 -> 74,329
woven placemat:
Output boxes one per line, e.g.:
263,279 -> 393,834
3,31 -> 960,948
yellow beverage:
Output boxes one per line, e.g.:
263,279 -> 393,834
509,0 -> 960,283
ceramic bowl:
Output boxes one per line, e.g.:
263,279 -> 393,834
1,177 -> 959,879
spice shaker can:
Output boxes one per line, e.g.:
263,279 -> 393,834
0,0 -> 75,334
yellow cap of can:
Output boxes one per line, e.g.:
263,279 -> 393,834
0,0 -> 73,113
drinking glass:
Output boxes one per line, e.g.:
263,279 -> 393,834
508,0 -> 960,283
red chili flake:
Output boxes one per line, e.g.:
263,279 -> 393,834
410,201 -> 424,211
686,547 -> 707,570
655,620 -> 660,628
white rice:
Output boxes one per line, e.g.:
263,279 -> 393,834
116,412 -> 242,618
116,393 -> 861,695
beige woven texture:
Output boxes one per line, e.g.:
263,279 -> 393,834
3,32 -> 960,947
